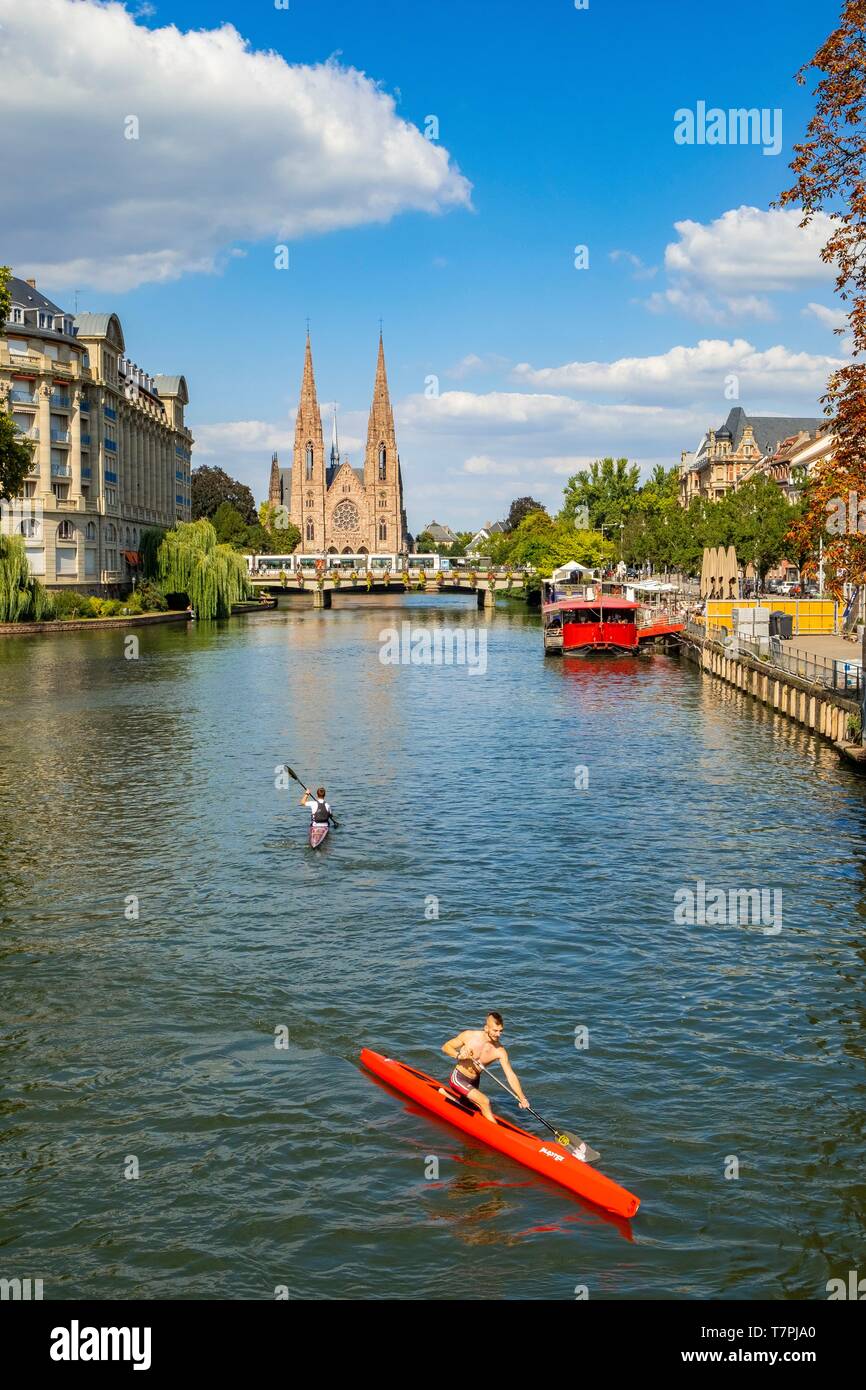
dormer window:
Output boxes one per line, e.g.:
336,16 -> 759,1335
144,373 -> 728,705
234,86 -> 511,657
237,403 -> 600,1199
305,442 -> 314,480
38,311 -> 49,328
10,307 -> 23,324
378,444 -> 386,481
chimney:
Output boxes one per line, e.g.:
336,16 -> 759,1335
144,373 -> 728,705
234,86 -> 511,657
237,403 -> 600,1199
26,278 -> 36,288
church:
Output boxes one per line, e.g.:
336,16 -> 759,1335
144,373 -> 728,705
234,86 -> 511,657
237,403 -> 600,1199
268,333 -> 409,555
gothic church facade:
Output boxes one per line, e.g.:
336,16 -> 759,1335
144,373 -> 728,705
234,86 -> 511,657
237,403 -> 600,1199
269,333 -> 408,555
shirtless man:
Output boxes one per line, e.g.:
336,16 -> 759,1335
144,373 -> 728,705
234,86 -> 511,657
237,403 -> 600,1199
441,1012 -> 529,1124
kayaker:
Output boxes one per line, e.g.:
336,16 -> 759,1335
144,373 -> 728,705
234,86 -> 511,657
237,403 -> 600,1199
441,1012 -> 529,1125
300,785 -> 336,828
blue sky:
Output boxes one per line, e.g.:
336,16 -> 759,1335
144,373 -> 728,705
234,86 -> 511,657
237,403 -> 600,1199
0,0 -> 847,531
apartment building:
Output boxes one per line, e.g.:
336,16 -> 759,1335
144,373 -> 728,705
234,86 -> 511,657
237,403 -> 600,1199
679,406 -> 824,505
1,275 -> 192,590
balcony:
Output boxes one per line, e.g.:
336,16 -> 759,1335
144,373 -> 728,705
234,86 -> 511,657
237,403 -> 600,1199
104,439 -> 117,453
51,464 -> 72,479
79,398 -> 90,412
50,393 -> 71,409
80,434 -> 91,447
81,467 -> 92,479
50,429 -> 70,444
104,406 -> 117,421
101,570 -> 121,582
104,470 -> 118,484
10,389 -> 36,406
55,500 -> 77,511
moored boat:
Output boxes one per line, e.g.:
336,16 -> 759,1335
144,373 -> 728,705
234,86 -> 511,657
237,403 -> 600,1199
542,565 -> 685,656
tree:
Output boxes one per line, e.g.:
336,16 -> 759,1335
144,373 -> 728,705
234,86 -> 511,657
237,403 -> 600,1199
415,530 -> 436,551
191,466 -> 257,523
0,533 -> 53,621
560,457 -> 641,529
212,501 -> 250,548
0,266 -> 36,502
779,0 -> 866,593
156,518 -> 253,619
505,496 -> 547,531
726,475 -> 794,584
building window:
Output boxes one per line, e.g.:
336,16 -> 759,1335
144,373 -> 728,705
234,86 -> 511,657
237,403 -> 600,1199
19,518 -> 40,539
86,522 -> 96,541
378,444 -> 386,481
305,494 -> 314,509
378,493 -> 387,508
105,524 -> 116,542
378,521 -> 387,541
305,442 -> 314,480
58,520 -> 75,540
305,520 -> 314,541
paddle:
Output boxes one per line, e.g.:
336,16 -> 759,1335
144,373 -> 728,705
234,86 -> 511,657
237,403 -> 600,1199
283,765 -> 340,828
471,1058 -> 600,1163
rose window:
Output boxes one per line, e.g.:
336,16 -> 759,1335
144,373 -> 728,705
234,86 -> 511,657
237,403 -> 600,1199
332,500 -> 360,532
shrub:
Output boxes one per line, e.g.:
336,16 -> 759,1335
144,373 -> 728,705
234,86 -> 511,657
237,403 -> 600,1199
134,580 -> 168,612
51,590 -> 98,620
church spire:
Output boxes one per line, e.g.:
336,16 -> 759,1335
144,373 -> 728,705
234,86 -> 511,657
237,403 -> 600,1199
294,329 -> 324,451
330,402 -> 340,467
268,450 -> 281,507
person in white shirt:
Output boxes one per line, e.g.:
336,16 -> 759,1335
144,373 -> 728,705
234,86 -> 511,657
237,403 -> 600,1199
300,785 -> 335,828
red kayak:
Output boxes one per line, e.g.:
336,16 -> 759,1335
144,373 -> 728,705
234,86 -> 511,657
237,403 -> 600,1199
360,1048 -> 639,1219
309,821 -> 330,848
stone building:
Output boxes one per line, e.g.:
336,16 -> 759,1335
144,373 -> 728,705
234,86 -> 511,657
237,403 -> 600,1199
679,406 -> 824,505
269,333 -> 408,555
1,275 -> 192,590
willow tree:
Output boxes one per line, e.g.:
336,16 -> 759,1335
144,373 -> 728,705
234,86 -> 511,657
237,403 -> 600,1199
156,518 -> 252,619
0,534 -> 54,622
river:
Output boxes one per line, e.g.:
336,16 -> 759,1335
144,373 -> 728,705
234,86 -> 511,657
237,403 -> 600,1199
0,594 -> 864,1299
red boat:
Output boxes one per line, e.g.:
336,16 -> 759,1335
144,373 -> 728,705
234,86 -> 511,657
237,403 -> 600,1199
542,570 -> 684,656
360,1048 -> 640,1219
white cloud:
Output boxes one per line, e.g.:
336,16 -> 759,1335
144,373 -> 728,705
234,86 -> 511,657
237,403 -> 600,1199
803,302 -> 848,331
445,352 -> 510,380
610,249 -> 659,280
462,454 -> 519,476
645,287 -> 775,322
0,0 -> 471,290
663,206 -> 836,291
512,338 -> 843,401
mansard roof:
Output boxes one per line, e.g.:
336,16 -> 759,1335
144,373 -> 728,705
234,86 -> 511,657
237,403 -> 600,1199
690,406 -> 826,469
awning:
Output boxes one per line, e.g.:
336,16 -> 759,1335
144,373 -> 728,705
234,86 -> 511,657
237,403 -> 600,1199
123,550 -> 141,565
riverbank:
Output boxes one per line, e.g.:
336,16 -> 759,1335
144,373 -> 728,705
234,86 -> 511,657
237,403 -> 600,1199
680,623 -> 862,761
0,610 -> 189,637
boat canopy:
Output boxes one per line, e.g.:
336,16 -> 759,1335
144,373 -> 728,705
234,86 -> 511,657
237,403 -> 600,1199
543,597 -> 640,614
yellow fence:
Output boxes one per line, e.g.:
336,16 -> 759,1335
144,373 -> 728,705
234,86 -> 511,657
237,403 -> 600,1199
705,599 -> 837,636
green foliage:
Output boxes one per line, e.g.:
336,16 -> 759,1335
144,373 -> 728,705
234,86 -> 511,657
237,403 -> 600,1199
140,527 -> 166,579
156,518 -> 253,619
50,590 -> 98,619
560,457 -> 641,529
0,265 -> 10,326
490,510 -> 614,575
212,501 -> 250,547
1,404 -> 36,504
0,533 -> 54,621
191,465 -> 257,523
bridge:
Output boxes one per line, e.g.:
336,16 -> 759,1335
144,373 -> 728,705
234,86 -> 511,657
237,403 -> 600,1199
247,568 -> 532,609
